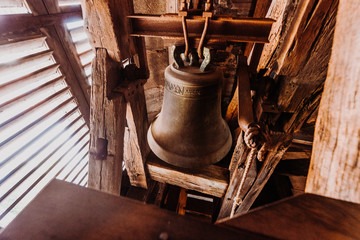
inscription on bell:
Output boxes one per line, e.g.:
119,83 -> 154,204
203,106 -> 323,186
165,80 -> 216,98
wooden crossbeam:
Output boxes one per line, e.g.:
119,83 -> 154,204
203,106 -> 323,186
129,14 -> 274,43
146,153 -> 229,198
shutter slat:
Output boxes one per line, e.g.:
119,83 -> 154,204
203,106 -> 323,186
0,130 -> 89,203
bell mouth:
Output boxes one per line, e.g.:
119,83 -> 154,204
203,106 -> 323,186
147,120 -> 232,169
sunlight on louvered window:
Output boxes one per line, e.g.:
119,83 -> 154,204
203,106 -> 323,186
66,19 -> 94,85
58,0 -> 81,6
0,34 -> 89,228
0,0 -> 31,15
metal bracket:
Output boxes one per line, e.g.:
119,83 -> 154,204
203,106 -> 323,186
113,63 -> 147,101
171,45 -> 185,69
200,47 -> 216,71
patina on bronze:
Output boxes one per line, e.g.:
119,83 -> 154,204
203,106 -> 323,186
147,62 -> 232,169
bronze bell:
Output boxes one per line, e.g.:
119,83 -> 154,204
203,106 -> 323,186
147,62 -> 232,169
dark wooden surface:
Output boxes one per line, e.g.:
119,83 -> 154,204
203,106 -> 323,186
220,193 -> 360,240
0,180 -> 269,240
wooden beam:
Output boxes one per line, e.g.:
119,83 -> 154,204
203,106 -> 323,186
243,0 -> 272,57
289,175 -> 307,195
274,0 -> 338,112
81,0 -> 136,62
81,0 -> 149,192
0,11 -> 82,33
282,151 -> 310,160
257,0 -> 288,70
123,85 -> 150,189
146,153 -> 229,198
306,0 -> 360,203
88,48 -> 125,195
129,15 -> 274,43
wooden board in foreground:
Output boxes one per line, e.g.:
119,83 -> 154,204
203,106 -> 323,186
219,193 -> 360,240
146,153 -> 229,198
0,180 -> 267,240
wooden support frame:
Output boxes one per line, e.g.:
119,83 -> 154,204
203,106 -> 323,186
81,0 -> 150,191
218,84 -> 322,221
146,153 -> 229,198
